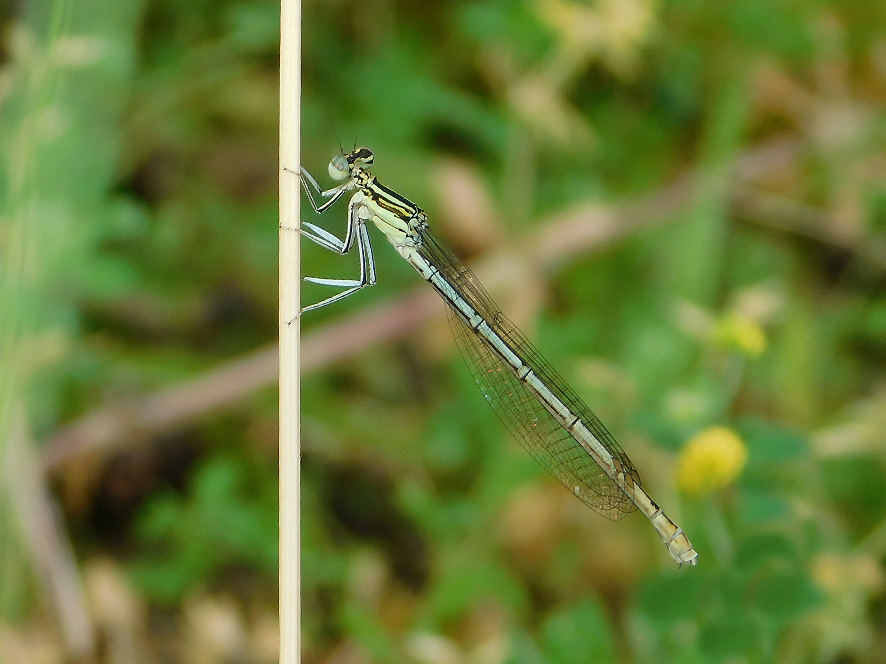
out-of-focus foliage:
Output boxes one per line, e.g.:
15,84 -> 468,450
2,0 -> 886,662
129,453 -> 278,604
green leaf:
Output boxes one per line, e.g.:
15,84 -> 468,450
635,569 -> 710,626
541,600 -> 618,664
427,554 -> 528,625
738,418 -> 808,465
748,568 -> 822,620
736,488 -> 791,526
699,611 -> 762,660
734,532 -> 798,572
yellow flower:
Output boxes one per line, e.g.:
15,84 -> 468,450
714,313 -> 767,357
677,427 -> 748,496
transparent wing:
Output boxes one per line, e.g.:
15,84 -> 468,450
419,231 -> 640,519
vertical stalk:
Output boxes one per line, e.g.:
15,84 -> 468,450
279,0 -> 302,661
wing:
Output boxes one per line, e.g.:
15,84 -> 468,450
419,231 -> 640,519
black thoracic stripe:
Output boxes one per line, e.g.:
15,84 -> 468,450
369,178 -> 420,213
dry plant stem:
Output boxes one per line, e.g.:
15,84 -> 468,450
42,291 -> 438,472
4,405 -> 94,657
279,0 -> 302,660
42,347 -> 279,472
730,182 -> 886,270
43,137 -> 823,472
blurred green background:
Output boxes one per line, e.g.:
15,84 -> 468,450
2,0 -> 886,662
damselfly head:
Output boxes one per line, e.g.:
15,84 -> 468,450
348,147 -> 374,168
328,147 -> 374,181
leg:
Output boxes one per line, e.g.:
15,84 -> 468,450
298,166 -> 351,214
296,221 -> 376,317
280,166 -> 355,239
279,166 -> 351,233
298,194 -> 360,255
293,197 -> 376,320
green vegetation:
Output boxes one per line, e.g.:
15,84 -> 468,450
2,0 -> 886,662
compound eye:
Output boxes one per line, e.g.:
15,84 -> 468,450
328,155 -> 349,181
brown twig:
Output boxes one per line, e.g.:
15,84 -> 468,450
730,182 -> 886,271
4,405 -> 94,657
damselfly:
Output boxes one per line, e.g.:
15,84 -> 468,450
294,147 -> 698,567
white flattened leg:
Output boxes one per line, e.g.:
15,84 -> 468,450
300,193 -> 363,256
297,217 -> 376,317
299,222 -> 348,253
